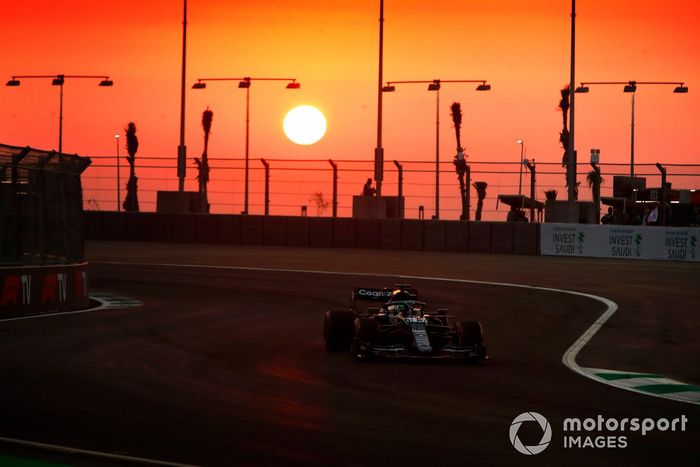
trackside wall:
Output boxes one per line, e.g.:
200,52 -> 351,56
83,212 -> 541,255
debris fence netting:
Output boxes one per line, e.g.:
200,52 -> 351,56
0,144 -> 91,266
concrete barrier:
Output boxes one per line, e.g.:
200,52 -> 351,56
423,220 -> 446,252
287,217 -> 309,247
513,222 -> 538,255
219,215 -> 241,244
469,222 -> 492,253
0,263 -> 89,318
402,220 -> 424,250
125,212 -> 150,241
195,214 -> 219,244
84,212 -> 542,256
445,220 -> 469,252
241,216 -> 264,245
102,211 -> 127,241
491,222 -> 514,254
357,219 -> 381,249
333,218 -> 356,248
150,213 -> 174,242
263,216 -> 288,246
172,213 -> 197,243
309,218 -> 333,247
84,211 -> 104,241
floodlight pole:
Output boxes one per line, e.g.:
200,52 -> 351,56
383,79 -> 490,220
192,77 -> 298,214
567,0 -> 577,202
177,0 -> 188,192
5,74 -> 113,156
576,80 -> 688,178
374,0 -> 385,196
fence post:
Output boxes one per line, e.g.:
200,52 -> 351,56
261,158 -> 270,216
656,162 -> 667,226
393,160 -> 403,218
328,159 -> 338,218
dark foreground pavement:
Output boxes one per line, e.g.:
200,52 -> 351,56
0,243 -> 697,466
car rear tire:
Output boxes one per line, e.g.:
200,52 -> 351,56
324,310 -> 356,351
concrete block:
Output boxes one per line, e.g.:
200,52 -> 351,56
309,217 -> 333,247
356,219 -> 380,249
287,217 -> 309,247
491,222 -> 514,254
149,213 -> 174,242
125,212 -> 150,241
102,212 -> 127,241
445,220 -> 469,252
172,214 -> 197,243
83,211 -> 103,241
380,219 -> 402,250
241,215 -> 264,245
513,222 -> 538,255
219,215 -> 241,244
333,218 -> 356,248
423,220 -> 446,252
263,216 -> 287,246
195,214 -> 219,244
468,222 -> 491,253
402,220 -> 424,250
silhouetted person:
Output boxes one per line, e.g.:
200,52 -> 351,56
362,178 -> 377,197
601,207 -> 614,224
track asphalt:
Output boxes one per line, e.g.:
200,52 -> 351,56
0,242 -> 697,466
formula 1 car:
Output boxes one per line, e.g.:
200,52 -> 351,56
323,284 -> 487,361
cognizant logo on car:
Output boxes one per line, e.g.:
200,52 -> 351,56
357,289 -> 390,297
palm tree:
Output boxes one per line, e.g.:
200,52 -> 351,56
587,169 -> 604,220
451,102 -> 469,220
123,122 -> 139,212
195,108 -> 213,213
473,181 -> 487,221
558,86 -> 575,199
544,189 -> 558,201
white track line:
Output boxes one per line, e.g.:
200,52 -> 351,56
0,435 -> 198,467
98,261 -> 700,406
3,260 -> 693,465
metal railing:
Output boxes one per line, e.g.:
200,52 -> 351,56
81,155 -> 700,222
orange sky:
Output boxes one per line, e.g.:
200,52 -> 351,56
2,1 -> 699,218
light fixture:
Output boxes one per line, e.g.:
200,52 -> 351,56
674,84 -> 689,93
286,82 -> 300,89
516,139 -> 524,145
574,85 -> 589,93
52,76 -> 65,86
192,82 -> 206,89
382,85 -> 395,92
427,80 -> 441,91
98,79 -> 113,87
238,79 -> 251,89
476,83 -> 491,91
623,81 -> 636,93
6,79 -> 20,86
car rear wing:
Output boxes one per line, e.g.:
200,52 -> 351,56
352,285 -> 418,304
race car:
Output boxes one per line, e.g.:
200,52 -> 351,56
323,284 -> 487,361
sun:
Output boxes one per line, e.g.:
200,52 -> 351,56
283,105 -> 327,145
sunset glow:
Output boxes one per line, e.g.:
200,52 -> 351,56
283,105 -> 327,145
2,0 -> 699,219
